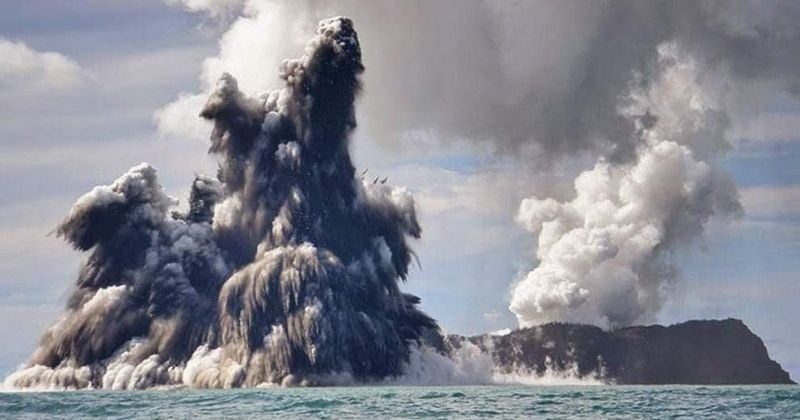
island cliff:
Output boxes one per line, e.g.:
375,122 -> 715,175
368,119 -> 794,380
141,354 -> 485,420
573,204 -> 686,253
446,319 -> 794,385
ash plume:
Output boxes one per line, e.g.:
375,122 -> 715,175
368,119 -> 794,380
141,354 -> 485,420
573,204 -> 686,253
160,1 -> 800,160
510,44 -> 742,328
6,17 -> 437,390
157,0 -> 800,331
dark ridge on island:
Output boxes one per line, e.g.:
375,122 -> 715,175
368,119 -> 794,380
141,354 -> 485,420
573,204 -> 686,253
442,319 -> 794,385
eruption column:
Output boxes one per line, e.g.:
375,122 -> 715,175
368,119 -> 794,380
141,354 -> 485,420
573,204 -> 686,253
509,43 -> 741,329
7,17 -> 437,390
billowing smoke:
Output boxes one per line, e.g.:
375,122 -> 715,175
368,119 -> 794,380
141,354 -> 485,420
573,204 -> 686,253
156,1 -> 800,330
510,43 -> 742,328
6,17 -> 437,390
497,2 -> 800,328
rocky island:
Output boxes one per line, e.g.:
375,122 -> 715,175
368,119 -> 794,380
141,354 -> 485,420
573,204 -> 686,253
445,319 -> 794,385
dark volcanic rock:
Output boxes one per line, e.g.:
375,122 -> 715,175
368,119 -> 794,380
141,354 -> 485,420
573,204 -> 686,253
450,319 -> 794,385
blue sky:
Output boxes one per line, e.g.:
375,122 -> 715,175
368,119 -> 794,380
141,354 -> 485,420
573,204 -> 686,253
1,0 -> 799,381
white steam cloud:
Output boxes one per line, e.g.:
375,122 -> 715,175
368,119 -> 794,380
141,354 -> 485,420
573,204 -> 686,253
0,38 -> 84,92
510,44 -> 741,328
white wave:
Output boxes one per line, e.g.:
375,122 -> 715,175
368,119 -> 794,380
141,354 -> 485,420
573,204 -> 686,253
386,343 -> 607,387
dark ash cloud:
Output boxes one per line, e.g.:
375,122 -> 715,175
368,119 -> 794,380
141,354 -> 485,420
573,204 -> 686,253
7,17 -> 437,390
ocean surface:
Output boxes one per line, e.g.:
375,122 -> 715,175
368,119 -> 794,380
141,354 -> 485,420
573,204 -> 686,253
1,385 -> 798,419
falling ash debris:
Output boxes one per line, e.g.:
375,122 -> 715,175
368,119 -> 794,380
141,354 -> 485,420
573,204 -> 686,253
6,17 -> 439,390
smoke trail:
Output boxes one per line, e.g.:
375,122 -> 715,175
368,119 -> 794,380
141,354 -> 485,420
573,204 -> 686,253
6,17 -> 437,390
509,43 -> 741,328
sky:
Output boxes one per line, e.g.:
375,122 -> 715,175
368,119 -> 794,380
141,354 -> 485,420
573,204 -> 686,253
1,0 -> 799,380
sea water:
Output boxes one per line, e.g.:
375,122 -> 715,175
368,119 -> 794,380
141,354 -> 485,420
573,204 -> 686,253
1,385 -> 798,419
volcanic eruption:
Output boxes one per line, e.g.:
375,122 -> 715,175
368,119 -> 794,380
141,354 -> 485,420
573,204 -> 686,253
7,17 -> 437,390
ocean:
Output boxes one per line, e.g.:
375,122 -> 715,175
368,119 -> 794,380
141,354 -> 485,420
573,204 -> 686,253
1,385 -> 797,419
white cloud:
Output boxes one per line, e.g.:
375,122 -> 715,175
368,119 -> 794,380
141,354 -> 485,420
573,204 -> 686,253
740,184 -> 800,217
0,39 -> 84,92
156,0 -> 312,140
165,0 -> 245,18
730,112 -> 800,143
153,93 -> 212,141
